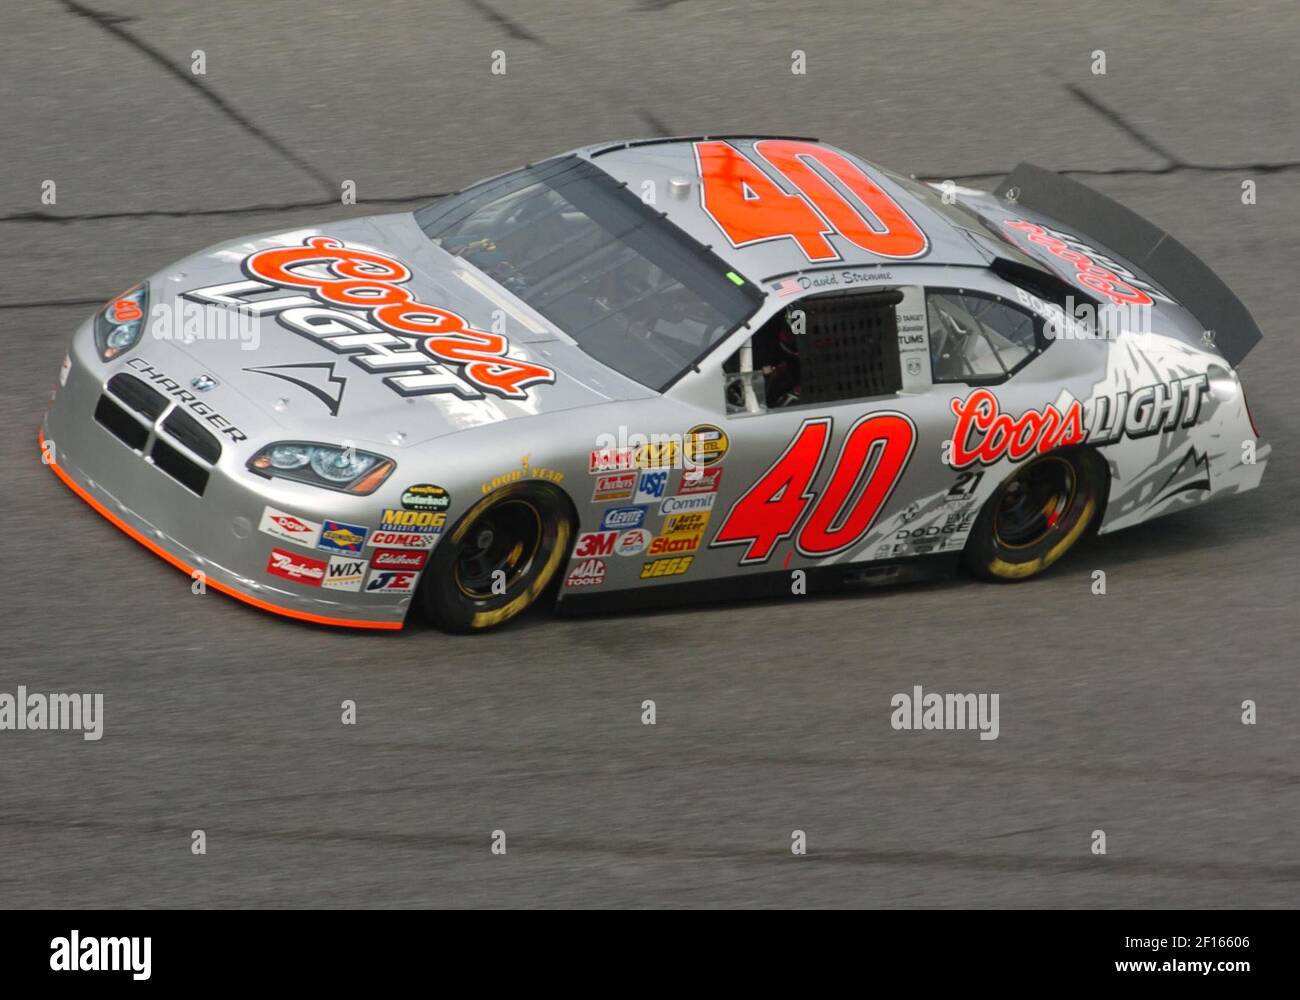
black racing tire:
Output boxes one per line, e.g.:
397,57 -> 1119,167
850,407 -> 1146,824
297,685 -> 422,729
418,482 -> 574,633
962,448 -> 1107,582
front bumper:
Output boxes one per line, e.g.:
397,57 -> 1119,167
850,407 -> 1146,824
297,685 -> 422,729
41,332 -> 408,630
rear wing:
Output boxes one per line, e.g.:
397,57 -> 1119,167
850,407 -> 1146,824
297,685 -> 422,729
994,163 -> 1263,365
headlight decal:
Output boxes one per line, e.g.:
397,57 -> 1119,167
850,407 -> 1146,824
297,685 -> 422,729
94,284 -> 149,361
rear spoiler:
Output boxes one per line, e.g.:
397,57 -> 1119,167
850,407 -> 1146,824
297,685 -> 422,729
994,163 -> 1262,365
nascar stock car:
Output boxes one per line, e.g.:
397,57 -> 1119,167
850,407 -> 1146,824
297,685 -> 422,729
41,136 -> 1267,632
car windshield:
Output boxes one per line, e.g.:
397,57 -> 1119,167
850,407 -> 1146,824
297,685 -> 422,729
415,156 -> 761,391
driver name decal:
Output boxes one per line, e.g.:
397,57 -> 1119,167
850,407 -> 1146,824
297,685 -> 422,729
185,236 -> 555,400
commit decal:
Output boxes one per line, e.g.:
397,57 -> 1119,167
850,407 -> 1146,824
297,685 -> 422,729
185,236 -> 555,400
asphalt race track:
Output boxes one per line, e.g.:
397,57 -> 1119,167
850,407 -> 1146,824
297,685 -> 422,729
2,1 -> 1297,908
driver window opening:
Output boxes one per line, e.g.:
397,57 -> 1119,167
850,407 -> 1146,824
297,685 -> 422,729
724,289 -> 904,414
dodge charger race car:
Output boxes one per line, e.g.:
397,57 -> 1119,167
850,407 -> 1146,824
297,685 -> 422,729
41,136 -> 1267,632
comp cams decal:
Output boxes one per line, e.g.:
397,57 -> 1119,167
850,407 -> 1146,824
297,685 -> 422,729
185,236 -> 556,401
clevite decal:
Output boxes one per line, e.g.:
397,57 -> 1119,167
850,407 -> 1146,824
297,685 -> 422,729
185,236 -> 556,401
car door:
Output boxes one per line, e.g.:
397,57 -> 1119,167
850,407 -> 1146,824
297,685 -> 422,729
678,282 -> 961,580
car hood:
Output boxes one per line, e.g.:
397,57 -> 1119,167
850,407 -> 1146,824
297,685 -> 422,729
142,213 -> 652,449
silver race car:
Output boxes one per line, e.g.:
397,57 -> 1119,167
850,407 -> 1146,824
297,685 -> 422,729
42,137 -> 1267,631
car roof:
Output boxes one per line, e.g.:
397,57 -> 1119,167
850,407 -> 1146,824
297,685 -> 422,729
571,136 -> 990,284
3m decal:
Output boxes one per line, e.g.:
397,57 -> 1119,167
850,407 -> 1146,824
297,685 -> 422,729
565,558 -> 607,588
573,531 -> 617,559
321,555 -> 367,592
187,236 -> 556,401
695,140 -> 928,263
369,548 -> 429,571
364,568 -> 418,594
266,548 -> 327,586
317,519 -> 369,554
258,506 -> 322,547
1002,220 -> 1172,307
713,413 -> 916,563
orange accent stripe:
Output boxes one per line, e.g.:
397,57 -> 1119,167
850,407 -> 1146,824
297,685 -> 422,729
38,429 -> 403,631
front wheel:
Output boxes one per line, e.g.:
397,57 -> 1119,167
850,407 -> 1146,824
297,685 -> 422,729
418,483 -> 573,632
962,448 -> 1106,581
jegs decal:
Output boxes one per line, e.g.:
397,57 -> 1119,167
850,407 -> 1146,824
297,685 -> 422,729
186,236 -> 556,401
695,140 -> 928,263
713,413 -> 916,564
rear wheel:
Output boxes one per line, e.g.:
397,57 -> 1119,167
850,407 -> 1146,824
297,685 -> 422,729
419,483 -> 573,632
962,449 -> 1106,581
